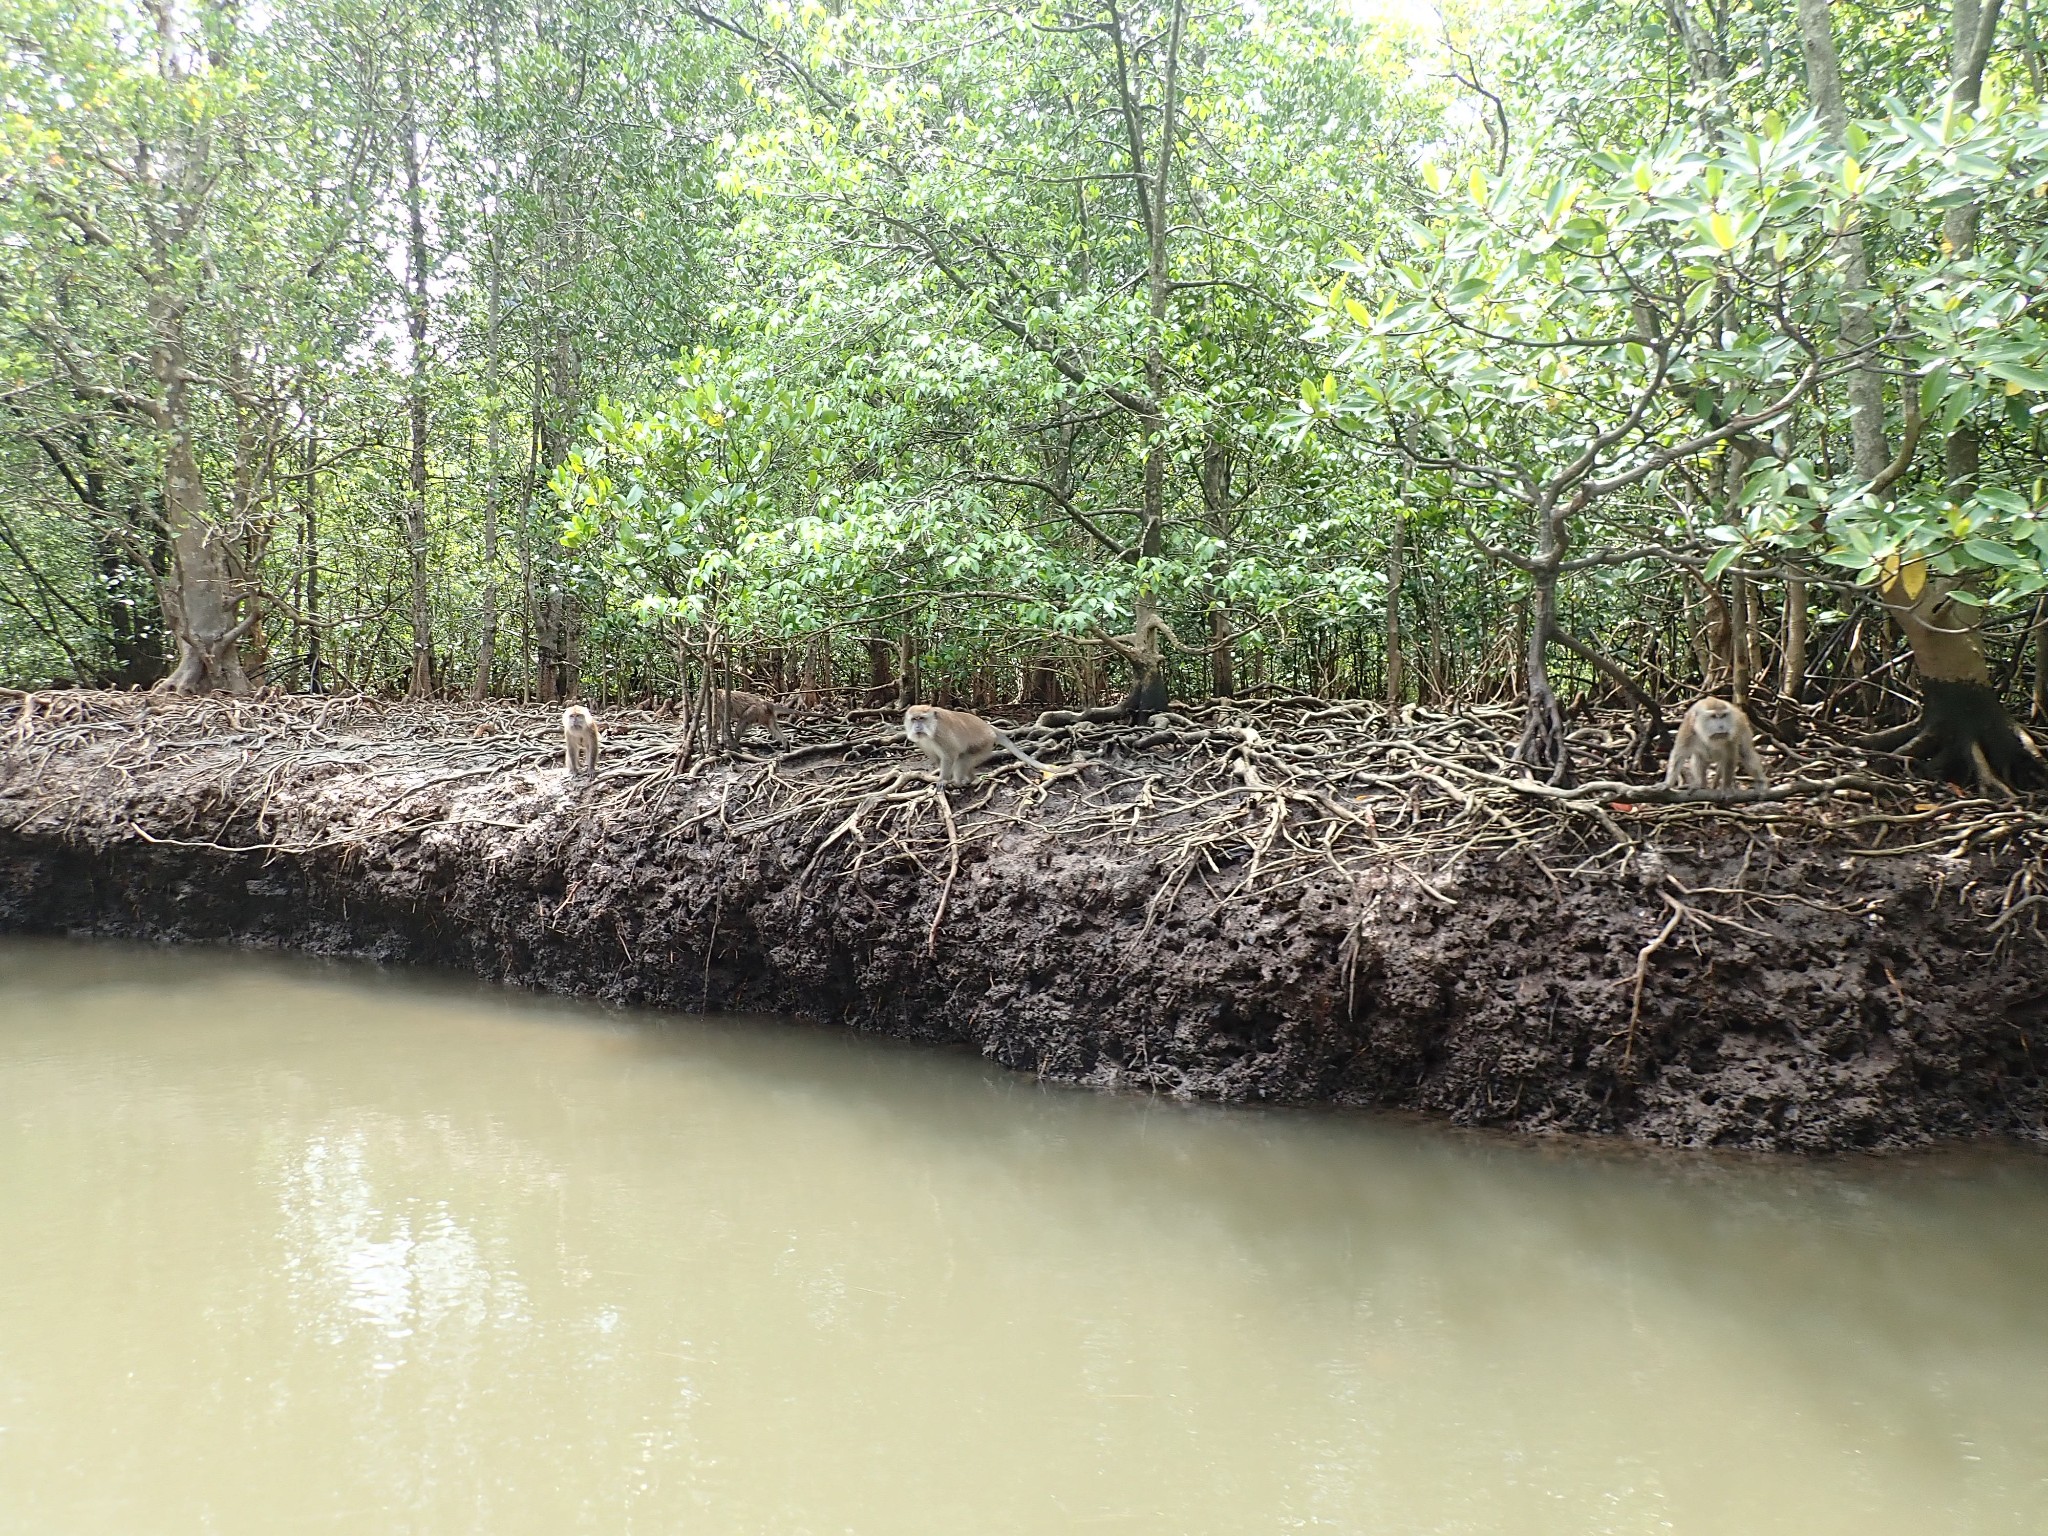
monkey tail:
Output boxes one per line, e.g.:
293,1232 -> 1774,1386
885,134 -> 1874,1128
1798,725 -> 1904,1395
991,728 -> 1050,772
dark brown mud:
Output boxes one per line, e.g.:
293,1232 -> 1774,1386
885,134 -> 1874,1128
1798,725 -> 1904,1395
2,690 -> 2045,1152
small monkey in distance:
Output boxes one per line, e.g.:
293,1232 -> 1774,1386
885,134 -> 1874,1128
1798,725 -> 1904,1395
562,704 -> 600,777
1664,696 -> 1768,790
712,688 -> 788,744
903,704 -> 1050,785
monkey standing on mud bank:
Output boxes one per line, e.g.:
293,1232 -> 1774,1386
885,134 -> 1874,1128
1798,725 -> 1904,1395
1664,697 -> 1769,790
903,704 -> 1051,785
711,687 -> 789,744
563,705 -> 600,777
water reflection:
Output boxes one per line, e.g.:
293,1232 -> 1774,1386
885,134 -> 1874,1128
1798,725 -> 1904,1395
0,937 -> 2044,1535
279,1132 -> 531,1352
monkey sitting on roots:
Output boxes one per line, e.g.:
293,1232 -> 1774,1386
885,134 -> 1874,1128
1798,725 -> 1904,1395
1663,696 -> 1769,791
562,704 -> 600,778
903,704 -> 1052,786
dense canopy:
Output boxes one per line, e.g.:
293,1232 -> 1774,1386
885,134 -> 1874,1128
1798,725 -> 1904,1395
2,0 -> 2044,783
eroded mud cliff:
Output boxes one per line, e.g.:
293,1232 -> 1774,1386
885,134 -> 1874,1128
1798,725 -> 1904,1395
3,689 -> 2044,1152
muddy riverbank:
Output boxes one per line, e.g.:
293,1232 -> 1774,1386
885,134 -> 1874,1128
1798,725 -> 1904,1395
2,689 -> 2045,1151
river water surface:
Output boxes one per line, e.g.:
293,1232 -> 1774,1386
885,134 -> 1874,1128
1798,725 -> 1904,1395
3,938 -> 2046,1534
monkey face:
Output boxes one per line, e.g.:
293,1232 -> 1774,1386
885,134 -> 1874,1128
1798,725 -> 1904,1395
1693,700 -> 1737,739
903,706 -> 938,741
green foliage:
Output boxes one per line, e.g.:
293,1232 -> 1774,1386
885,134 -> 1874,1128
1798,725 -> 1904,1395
0,0 -> 2041,719
553,0 -> 1443,686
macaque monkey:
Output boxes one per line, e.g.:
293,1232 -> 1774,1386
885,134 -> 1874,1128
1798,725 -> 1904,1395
562,705 -> 600,777
711,688 -> 788,744
903,704 -> 1050,785
1664,696 -> 1768,790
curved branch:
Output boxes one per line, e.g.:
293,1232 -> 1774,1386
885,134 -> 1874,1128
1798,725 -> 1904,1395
1865,388 -> 1925,497
1551,628 -> 1666,738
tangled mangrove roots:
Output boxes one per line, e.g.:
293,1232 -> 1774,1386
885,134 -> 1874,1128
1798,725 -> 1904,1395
3,687 -> 2047,1152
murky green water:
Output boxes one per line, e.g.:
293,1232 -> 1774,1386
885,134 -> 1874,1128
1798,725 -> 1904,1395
2,939 -> 2045,1534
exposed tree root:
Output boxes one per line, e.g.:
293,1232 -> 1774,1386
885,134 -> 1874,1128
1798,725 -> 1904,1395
1513,679 -> 1571,787
1867,681 -> 2048,801
6,688 -> 2048,911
